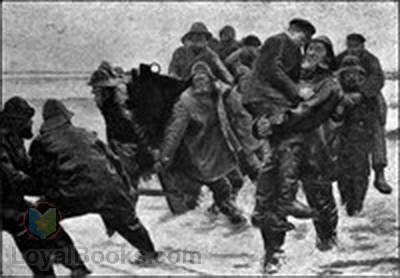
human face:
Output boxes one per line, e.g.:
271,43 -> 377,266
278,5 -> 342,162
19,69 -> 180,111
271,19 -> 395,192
189,34 -> 208,50
290,30 -> 308,47
347,40 -> 364,57
192,72 -> 212,93
302,41 -> 327,70
341,69 -> 366,90
220,30 -> 234,42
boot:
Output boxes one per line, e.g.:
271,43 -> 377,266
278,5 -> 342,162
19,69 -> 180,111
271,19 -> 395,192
207,202 -> 220,216
277,199 -> 319,219
374,168 -> 392,194
278,176 -> 318,219
219,200 -> 247,226
261,250 -> 282,274
316,236 -> 337,252
131,251 -> 162,266
70,267 -> 92,278
251,211 -> 295,232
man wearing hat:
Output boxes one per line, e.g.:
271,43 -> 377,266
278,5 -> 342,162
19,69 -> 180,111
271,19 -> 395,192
336,33 -> 391,195
1,97 -> 91,277
157,61 -> 262,228
215,25 -> 241,61
241,18 -> 317,252
29,99 -> 159,265
168,22 -> 234,85
254,35 -> 344,272
336,55 -> 391,217
224,34 -> 262,79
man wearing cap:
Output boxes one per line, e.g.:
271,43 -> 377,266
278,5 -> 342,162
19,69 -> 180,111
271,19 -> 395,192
336,55 -> 390,216
336,33 -> 391,195
168,22 -> 234,85
1,97 -> 91,277
242,18 -> 316,237
215,25 -> 241,61
29,99 -> 159,265
88,61 -> 147,186
157,61 -> 262,228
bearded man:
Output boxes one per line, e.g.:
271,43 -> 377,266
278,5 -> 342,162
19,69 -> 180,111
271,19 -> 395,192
336,33 -> 391,195
254,34 -> 344,272
29,99 -> 159,265
157,61 -> 262,228
1,97 -> 90,277
168,22 -> 234,85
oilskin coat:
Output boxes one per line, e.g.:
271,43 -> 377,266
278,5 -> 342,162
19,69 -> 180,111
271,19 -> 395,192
161,81 -> 260,182
1,129 -> 38,210
29,121 -> 137,218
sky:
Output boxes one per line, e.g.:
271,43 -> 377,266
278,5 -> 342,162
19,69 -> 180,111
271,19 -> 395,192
2,1 -> 399,73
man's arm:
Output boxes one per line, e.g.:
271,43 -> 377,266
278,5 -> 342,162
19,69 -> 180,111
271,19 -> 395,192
255,36 -> 301,104
225,89 -> 261,154
28,138 -> 54,194
212,53 -> 235,85
0,143 -> 39,196
224,48 -> 243,68
289,79 -> 342,121
159,100 -> 191,168
360,54 -> 385,98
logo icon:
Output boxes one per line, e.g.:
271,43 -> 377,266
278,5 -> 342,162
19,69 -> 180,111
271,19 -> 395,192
24,202 -> 62,240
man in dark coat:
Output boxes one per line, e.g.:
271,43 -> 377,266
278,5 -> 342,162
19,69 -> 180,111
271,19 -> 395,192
243,18 -> 317,225
241,18 -> 319,273
29,99 -> 159,265
168,22 -> 234,85
336,33 -> 392,195
336,55 -> 391,216
157,61 -> 262,227
1,97 -> 90,277
296,36 -> 342,252
255,34 -> 345,273
215,25 -> 241,61
224,34 -> 261,78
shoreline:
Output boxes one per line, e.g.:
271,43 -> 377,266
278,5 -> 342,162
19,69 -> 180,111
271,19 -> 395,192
2,71 -> 400,81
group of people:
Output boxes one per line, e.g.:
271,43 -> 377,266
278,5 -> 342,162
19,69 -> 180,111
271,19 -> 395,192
1,17 -> 393,276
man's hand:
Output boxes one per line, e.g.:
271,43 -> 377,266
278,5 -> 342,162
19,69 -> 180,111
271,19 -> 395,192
153,161 -> 164,173
299,86 -> 315,100
256,115 -> 272,138
342,92 -> 363,108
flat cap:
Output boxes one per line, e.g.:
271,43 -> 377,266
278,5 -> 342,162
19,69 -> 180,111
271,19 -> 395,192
347,33 -> 366,44
289,18 -> 316,37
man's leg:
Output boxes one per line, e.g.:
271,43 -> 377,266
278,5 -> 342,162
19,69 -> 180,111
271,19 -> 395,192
206,177 -> 247,225
342,143 -> 370,216
207,168 -> 245,215
252,139 -> 294,274
260,227 -> 287,274
275,138 -> 317,219
303,179 -> 338,251
3,210 -> 56,277
371,118 -> 392,194
101,211 -> 157,264
227,168 -> 245,201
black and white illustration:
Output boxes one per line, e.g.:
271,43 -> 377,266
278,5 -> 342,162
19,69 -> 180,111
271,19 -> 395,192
1,1 -> 399,276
